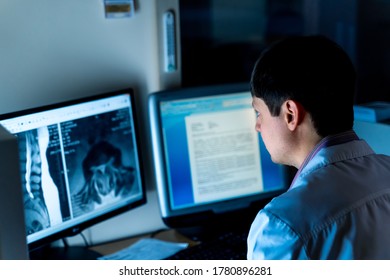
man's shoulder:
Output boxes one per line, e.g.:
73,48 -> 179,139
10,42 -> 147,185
264,160 -> 390,239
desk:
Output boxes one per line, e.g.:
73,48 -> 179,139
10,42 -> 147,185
89,229 -> 199,257
30,228 -> 248,259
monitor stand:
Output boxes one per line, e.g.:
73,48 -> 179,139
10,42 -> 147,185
175,226 -> 226,242
175,213 -> 254,242
173,198 -> 274,243
29,245 -> 102,260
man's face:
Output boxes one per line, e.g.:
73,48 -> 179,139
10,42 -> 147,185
252,97 -> 293,166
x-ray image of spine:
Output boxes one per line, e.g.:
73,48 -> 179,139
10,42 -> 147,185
18,127 -> 62,235
72,141 -> 136,215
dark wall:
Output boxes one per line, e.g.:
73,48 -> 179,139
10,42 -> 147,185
356,0 -> 390,103
179,0 -> 390,104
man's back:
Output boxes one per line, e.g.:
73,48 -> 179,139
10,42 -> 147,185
248,139 -> 390,259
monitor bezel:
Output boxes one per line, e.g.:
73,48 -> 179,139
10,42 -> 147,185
0,88 -> 147,252
149,83 -> 290,230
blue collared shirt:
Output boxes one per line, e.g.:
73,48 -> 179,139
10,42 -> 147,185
247,131 -> 390,259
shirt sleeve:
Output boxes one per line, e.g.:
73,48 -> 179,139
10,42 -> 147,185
247,209 -> 309,260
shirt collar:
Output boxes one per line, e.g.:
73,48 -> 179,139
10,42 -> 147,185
290,130 -> 360,189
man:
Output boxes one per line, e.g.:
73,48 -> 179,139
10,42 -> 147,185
247,35 -> 390,259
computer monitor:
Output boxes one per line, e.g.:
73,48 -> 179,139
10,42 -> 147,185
149,83 -> 289,238
0,88 -> 146,259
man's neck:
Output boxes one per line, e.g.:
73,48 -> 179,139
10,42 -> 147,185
293,126 -> 322,169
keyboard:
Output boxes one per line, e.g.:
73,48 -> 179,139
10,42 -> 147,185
164,231 -> 248,260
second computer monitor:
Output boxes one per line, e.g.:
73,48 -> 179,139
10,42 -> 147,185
149,83 -> 289,234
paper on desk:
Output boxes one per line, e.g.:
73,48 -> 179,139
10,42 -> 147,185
98,238 -> 189,260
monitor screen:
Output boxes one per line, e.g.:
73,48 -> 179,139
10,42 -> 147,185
149,83 -> 289,234
0,88 -> 146,253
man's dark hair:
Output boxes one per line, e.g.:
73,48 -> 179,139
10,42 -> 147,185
251,35 -> 356,137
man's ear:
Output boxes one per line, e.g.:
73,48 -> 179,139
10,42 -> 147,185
282,100 -> 305,131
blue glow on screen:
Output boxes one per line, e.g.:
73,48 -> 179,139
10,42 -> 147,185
163,117 -> 194,207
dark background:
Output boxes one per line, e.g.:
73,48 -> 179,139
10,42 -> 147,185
179,0 -> 390,104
